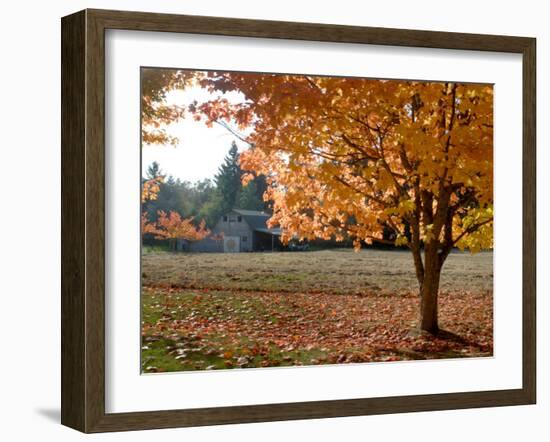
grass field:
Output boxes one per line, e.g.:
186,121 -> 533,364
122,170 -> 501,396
141,249 -> 493,373
142,248 -> 493,295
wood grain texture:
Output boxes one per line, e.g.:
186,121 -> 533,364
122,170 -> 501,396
60,8 -> 537,433
61,10 -> 86,431
522,38 -> 537,403
85,9 -> 107,433
89,8 -> 532,53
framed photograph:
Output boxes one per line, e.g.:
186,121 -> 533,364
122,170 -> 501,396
61,9 -> 536,433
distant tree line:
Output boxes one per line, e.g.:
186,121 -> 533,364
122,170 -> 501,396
142,142 -> 269,230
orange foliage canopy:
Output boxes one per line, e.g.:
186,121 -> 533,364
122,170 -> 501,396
141,68 -> 193,146
153,210 -> 210,241
141,210 -> 209,242
194,73 -> 493,256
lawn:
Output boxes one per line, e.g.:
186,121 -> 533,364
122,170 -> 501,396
141,249 -> 493,373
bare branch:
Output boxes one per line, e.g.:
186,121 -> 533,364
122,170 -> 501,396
213,119 -> 254,147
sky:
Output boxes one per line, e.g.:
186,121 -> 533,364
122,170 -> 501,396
141,84 -> 250,182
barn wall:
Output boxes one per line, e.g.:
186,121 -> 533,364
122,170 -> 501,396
211,211 -> 254,252
187,237 -> 224,253
253,231 -> 282,251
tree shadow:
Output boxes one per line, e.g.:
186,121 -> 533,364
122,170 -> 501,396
434,329 -> 472,346
408,327 -> 489,352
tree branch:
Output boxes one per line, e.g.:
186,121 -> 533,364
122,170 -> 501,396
214,119 -> 254,147
332,175 -> 391,208
451,217 -> 493,247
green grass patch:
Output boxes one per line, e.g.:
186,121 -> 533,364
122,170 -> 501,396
141,334 -> 334,373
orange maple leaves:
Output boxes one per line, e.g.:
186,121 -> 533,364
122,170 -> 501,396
153,211 -> 210,241
141,68 -> 192,146
141,176 -> 209,242
191,73 -> 493,255
141,210 -> 209,242
141,177 -> 163,203
141,70 -> 495,255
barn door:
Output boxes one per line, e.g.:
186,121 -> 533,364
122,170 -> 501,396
223,236 -> 240,253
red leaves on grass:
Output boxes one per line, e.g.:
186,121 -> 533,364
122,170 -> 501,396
142,287 -> 493,371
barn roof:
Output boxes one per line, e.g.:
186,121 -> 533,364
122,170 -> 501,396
255,227 -> 282,236
232,209 -> 270,217
230,209 -> 281,235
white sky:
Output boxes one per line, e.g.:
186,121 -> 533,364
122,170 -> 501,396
141,85 -> 250,182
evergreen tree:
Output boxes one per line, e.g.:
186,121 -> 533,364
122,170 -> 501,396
214,142 -> 242,213
237,181 -> 264,211
198,192 -> 225,227
141,144 -> 272,235
143,162 -> 185,222
146,161 -> 163,179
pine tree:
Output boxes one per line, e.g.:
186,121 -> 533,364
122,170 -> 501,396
146,161 -> 163,179
214,142 -> 242,213
237,180 -> 264,211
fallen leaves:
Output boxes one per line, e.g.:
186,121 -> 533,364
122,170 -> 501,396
141,286 -> 493,373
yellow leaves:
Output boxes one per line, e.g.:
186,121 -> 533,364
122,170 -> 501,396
141,177 -> 164,203
377,168 -> 394,190
395,235 -> 409,247
385,198 -> 416,217
330,88 -> 344,106
462,206 -> 493,231
456,228 -> 493,254
455,206 -> 494,254
423,224 -> 435,243
466,89 -> 478,99
400,199 -> 416,214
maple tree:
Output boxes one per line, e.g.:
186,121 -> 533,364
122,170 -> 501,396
141,209 -> 210,249
141,212 -> 159,235
141,175 -> 210,247
141,68 -> 192,145
145,70 -> 493,334
154,210 -> 210,242
141,176 -> 163,203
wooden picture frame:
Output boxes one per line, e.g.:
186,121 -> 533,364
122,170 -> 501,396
61,8 -> 536,433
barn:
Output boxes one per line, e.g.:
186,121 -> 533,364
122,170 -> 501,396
186,209 -> 282,253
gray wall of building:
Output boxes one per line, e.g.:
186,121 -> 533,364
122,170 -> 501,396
211,211 -> 254,252
186,210 -> 255,253
186,237 -> 224,253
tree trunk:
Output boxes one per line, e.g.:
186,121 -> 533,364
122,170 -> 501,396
169,238 -> 177,252
419,247 -> 442,334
